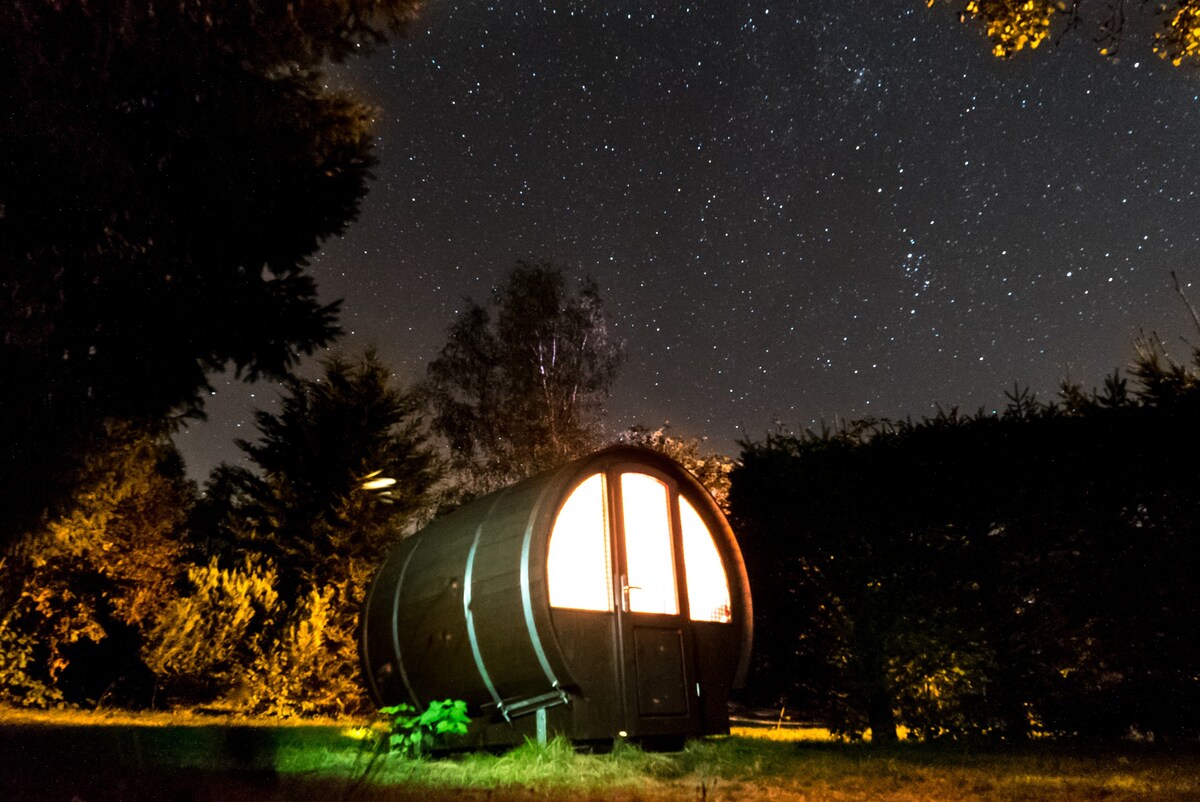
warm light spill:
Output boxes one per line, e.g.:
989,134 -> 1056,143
680,498 -> 732,622
361,477 -> 396,490
547,473 -> 612,611
621,473 -> 678,615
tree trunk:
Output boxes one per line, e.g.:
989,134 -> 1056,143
867,688 -> 899,744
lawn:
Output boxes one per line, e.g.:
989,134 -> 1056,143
0,709 -> 1197,801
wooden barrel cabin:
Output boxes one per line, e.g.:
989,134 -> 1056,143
359,445 -> 752,747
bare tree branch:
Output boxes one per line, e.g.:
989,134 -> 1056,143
1171,270 -> 1200,338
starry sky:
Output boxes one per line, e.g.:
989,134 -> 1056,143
175,0 -> 1200,481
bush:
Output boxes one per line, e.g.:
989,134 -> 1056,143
245,574 -> 370,717
0,422 -> 191,707
143,557 -> 280,704
0,609 -> 63,708
380,699 -> 471,757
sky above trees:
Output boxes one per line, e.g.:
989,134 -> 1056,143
177,0 -> 1200,478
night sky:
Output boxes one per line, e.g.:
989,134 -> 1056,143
175,0 -> 1200,481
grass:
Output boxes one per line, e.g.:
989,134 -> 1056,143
1,707 -> 1198,801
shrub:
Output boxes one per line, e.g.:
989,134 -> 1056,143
380,699 -> 471,757
246,576 -> 368,717
0,422 -> 191,707
142,556 -> 280,704
0,608 -> 63,708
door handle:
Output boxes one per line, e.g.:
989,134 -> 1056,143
620,575 -> 640,610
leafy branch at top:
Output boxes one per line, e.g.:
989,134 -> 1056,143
930,0 -> 1200,65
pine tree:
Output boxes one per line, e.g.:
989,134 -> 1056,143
182,349 -> 441,715
0,0 -> 422,548
205,349 -> 441,584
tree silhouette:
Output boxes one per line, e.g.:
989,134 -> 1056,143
0,0 -> 422,546
732,360 -> 1200,741
178,349 -> 440,715
427,261 -> 625,496
200,349 -> 441,586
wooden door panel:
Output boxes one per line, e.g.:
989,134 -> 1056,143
632,626 -> 687,716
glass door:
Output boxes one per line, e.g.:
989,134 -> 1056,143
546,466 -> 718,737
614,471 -> 698,732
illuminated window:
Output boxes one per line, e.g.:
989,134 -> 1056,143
548,474 -> 612,611
621,473 -> 679,615
680,498 -> 732,623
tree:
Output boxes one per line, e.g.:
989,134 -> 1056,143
180,349 -> 441,714
617,425 -> 736,513
732,424 -> 976,743
0,421 -> 193,707
0,0 -> 422,547
931,0 -> 1200,64
427,261 -> 625,495
203,348 -> 442,585
732,368 -> 1200,742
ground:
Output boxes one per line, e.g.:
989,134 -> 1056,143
0,708 -> 1197,801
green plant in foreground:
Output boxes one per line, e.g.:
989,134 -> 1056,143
380,699 -> 470,758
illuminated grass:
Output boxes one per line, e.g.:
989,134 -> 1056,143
730,723 -> 837,742
402,737 -> 680,788
271,732 -> 1200,801
2,708 -> 1199,801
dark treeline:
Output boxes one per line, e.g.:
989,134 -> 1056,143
0,351 -> 441,715
731,338 -> 1200,742
1,0 -> 423,713
0,263 -> 625,717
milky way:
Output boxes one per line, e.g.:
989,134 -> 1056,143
175,0 -> 1200,480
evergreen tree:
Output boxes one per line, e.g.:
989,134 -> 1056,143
204,348 -> 441,585
0,0 -> 422,547
178,349 -> 441,715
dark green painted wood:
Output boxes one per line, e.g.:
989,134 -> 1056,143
359,445 -> 753,745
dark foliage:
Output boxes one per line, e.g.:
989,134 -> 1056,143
197,348 -> 442,587
0,0 -> 421,547
732,344 -> 1200,742
426,261 -> 625,497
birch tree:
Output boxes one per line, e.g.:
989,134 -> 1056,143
427,261 -> 624,497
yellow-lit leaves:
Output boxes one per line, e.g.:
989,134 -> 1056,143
143,557 -> 281,681
1155,2 -> 1200,66
957,0 -> 1058,58
937,0 -> 1200,65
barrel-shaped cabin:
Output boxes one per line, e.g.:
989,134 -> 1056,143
359,445 -> 752,747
